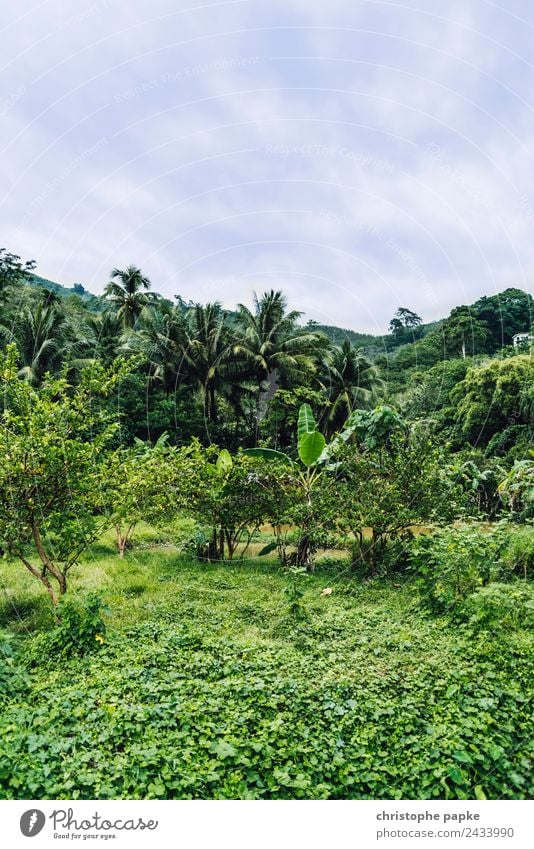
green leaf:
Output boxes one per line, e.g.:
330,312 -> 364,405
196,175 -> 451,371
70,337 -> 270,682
242,448 -> 293,466
448,767 -> 465,784
474,785 -> 487,800
213,741 -> 237,759
257,542 -> 278,557
297,404 -> 316,440
215,448 -> 233,476
298,431 -> 326,467
318,410 -> 367,462
453,751 -> 472,764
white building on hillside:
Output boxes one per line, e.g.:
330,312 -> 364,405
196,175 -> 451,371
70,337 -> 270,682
512,332 -> 534,347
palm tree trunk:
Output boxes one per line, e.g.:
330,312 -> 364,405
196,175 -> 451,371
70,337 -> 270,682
257,369 -> 278,424
206,384 -> 217,422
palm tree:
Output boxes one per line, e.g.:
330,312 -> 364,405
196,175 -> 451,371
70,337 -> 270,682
321,339 -> 384,436
104,265 -> 152,329
182,302 -> 232,422
234,290 -> 325,427
13,297 -> 71,385
134,302 -> 189,395
86,311 -> 124,367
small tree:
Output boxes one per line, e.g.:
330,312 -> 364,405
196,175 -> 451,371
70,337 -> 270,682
0,346 -> 123,604
98,435 -> 179,556
388,307 -> 423,344
335,421 -> 463,570
0,248 -> 36,294
175,442 -> 283,561
442,306 -> 488,359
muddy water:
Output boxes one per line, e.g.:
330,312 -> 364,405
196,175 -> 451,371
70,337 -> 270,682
238,524 -> 431,559
258,524 -> 431,538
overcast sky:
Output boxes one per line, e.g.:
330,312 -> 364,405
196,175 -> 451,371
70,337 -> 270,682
1,0 -> 534,332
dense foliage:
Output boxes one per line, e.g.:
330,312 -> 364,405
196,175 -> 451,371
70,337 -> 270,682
0,246 -> 532,801
0,552 -> 532,800
1,248 -> 531,457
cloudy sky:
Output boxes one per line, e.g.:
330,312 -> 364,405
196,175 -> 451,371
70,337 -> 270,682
1,0 -> 534,332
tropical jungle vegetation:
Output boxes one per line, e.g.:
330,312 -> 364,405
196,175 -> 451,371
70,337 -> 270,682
0,247 -> 532,800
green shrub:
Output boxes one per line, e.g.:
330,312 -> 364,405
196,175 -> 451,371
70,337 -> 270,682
462,584 -> 534,632
282,566 -> 310,619
175,524 -> 213,559
498,458 -> 534,521
410,525 -> 506,614
500,526 -> 534,580
43,593 -> 110,659
350,530 -> 414,577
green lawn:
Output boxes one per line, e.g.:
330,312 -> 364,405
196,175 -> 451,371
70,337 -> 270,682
0,536 -> 532,800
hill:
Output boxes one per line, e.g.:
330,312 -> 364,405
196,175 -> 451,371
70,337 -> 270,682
30,274 -> 103,309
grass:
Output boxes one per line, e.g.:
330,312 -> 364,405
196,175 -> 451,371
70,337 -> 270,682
0,532 -> 532,800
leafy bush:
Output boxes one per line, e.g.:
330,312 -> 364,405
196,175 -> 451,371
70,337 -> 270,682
98,436 -> 180,557
500,526 -> 534,580
445,454 -> 505,519
498,458 -> 534,521
462,584 -> 534,632
282,566 -> 310,619
337,425 -> 465,569
41,594 -> 110,659
410,525 -> 507,614
175,443 -> 286,561
350,531 -> 414,578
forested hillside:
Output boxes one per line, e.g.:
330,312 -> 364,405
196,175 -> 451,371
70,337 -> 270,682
2,249 -> 531,456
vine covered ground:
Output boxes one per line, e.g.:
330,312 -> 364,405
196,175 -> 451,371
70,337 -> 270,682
1,543 -> 532,800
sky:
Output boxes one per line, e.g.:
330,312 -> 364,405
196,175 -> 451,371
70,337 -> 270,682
1,0 -> 534,333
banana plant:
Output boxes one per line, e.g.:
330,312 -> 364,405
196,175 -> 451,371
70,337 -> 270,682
243,404 -> 328,568
243,402 -> 405,569
243,403 -> 327,496
243,402 -> 405,479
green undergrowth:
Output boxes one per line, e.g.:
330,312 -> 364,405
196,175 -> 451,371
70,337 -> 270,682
0,545 -> 532,800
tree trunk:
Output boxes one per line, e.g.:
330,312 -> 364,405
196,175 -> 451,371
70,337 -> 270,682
296,534 -> 314,572
257,370 -> 278,425
209,385 -> 217,422
16,551 -> 60,605
225,529 -> 236,560
31,522 -> 67,598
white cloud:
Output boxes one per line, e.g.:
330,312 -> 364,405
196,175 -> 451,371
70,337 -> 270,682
0,0 -> 533,331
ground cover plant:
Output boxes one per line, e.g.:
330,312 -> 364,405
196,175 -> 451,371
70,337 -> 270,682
0,536 -> 532,800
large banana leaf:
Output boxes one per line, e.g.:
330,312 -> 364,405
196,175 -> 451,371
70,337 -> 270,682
297,403 -> 316,441
298,430 -> 326,467
242,447 -> 294,466
317,410 -> 361,463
